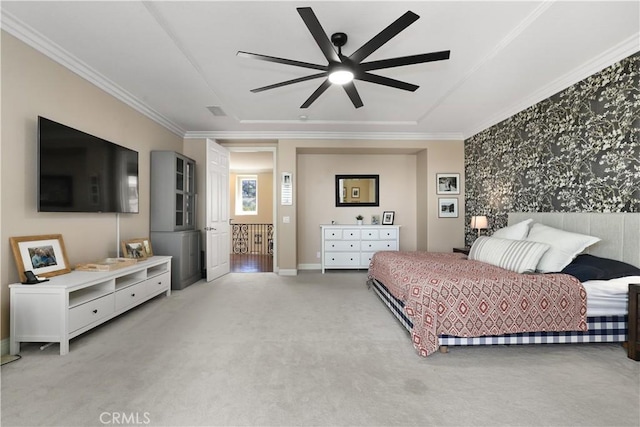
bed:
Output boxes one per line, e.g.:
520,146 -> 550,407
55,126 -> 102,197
368,212 -> 640,357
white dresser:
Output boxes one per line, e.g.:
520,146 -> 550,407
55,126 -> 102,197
321,225 -> 400,273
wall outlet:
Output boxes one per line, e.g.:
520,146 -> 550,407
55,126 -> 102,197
316,251 -> 320,259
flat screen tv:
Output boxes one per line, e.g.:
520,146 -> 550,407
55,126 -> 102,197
38,116 -> 139,213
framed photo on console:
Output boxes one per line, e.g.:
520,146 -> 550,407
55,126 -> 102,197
121,238 -> 149,260
10,234 -> 71,283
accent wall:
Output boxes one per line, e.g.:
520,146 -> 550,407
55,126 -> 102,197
464,52 -> 640,244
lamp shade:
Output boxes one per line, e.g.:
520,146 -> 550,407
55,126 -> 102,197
470,215 -> 488,229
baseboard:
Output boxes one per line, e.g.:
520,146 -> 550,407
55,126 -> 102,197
278,269 -> 298,276
297,263 -> 321,270
1,338 -> 10,356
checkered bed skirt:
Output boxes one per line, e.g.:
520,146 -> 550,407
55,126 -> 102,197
369,278 -> 628,346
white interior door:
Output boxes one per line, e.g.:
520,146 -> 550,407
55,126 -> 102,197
206,139 -> 230,282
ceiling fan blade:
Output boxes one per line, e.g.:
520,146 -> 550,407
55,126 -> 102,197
237,51 -> 327,71
343,82 -> 364,108
250,73 -> 328,93
360,50 -> 451,71
297,7 -> 340,63
349,11 -> 419,63
301,79 -> 332,108
356,72 -> 419,92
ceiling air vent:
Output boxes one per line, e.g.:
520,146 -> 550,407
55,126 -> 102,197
207,106 -> 227,117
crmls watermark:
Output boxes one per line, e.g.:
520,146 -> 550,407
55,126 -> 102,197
99,412 -> 151,425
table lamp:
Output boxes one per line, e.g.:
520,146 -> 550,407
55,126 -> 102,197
471,215 -> 488,238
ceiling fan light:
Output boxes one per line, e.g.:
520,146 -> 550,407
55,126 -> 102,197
328,69 -> 354,85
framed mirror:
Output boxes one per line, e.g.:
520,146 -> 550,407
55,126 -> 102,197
335,174 -> 379,207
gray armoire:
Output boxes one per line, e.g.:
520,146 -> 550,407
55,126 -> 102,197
150,151 -> 201,290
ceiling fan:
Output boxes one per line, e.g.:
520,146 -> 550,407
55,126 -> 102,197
237,7 -> 450,109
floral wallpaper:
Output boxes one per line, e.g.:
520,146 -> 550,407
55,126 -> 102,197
464,52 -> 640,245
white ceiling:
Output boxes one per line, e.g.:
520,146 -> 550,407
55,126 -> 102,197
2,1 -> 638,141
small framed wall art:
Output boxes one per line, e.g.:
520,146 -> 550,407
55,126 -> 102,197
436,173 -> 460,195
438,198 -> 458,218
382,211 -> 395,225
10,234 -> 71,283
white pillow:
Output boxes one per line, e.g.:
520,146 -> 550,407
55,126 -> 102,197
492,218 -> 533,240
469,236 -> 550,274
525,223 -> 601,273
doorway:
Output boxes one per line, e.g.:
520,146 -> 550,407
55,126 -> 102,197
228,148 -> 276,273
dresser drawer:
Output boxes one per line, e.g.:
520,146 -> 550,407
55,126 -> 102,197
68,294 -> 115,332
146,271 -> 171,295
361,229 -> 380,239
324,252 -> 360,266
324,228 -> 361,240
379,228 -> 398,239
361,240 -> 398,251
115,281 -> 147,311
361,252 -> 376,266
324,240 -> 361,251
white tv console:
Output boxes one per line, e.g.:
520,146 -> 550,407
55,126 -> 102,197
9,256 -> 172,355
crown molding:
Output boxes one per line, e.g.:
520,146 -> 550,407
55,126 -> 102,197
463,33 -> 640,140
183,130 -> 464,141
1,11 -> 186,137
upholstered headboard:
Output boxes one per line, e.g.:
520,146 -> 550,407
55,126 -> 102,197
508,212 -> 640,268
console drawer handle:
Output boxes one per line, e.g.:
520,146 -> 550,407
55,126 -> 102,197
92,309 -> 98,314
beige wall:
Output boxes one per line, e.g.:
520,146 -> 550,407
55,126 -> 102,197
0,33 -> 183,341
276,139 -> 465,272
297,153 -> 417,266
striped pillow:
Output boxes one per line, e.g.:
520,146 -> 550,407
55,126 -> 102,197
469,236 -> 550,273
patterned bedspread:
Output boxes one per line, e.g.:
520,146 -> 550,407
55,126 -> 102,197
368,251 -> 588,356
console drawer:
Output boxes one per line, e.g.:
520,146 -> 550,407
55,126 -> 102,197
68,294 -> 115,332
115,281 -> 147,311
146,271 -> 171,295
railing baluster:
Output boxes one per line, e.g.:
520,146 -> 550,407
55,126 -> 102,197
231,223 -> 274,255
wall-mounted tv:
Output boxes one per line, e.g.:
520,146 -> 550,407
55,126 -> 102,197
38,116 -> 139,213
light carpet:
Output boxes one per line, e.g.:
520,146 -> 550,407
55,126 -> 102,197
1,271 -> 638,427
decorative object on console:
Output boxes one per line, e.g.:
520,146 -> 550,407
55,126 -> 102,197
436,173 -> 460,195
121,239 -> 148,260
438,198 -> 458,218
76,258 -> 137,272
371,215 -> 380,225
356,215 -> 364,225
382,211 -> 395,225
10,234 -> 71,283
470,215 -> 488,238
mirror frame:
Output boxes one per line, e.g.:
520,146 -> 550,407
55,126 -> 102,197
335,174 -> 380,207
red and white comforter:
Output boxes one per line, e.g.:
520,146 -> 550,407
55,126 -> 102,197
368,251 -> 588,356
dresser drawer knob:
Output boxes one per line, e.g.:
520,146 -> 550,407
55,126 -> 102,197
131,293 -> 136,297
92,309 -> 98,314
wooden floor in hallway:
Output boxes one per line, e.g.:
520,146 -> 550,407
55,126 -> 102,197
230,254 -> 273,273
